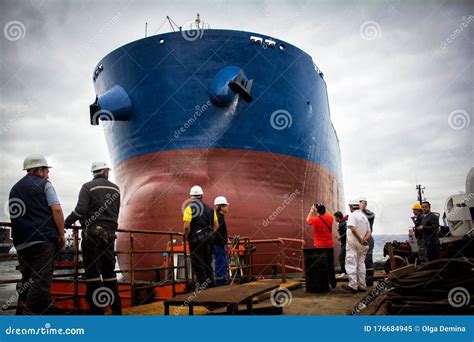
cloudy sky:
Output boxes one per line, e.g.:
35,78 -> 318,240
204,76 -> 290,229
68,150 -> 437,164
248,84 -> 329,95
1,0 -> 472,234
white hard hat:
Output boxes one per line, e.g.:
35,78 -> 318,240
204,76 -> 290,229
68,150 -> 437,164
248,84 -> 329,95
214,196 -> 229,206
91,161 -> 110,172
359,197 -> 368,203
348,199 -> 360,206
189,185 -> 203,196
23,155 -> 51,170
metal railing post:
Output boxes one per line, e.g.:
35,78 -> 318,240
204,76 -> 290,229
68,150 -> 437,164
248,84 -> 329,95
73,226 -> 79,313
130,234 -> 135,306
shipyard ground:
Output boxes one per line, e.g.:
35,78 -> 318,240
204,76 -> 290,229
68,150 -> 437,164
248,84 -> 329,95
122,279 -> 373,316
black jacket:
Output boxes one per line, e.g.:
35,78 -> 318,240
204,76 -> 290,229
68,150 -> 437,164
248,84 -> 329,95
65,174 -> 120,230
363,209 -> 375,232
214,212 -> 228,246
337,219 -> 347,245
420,212 -> 440,243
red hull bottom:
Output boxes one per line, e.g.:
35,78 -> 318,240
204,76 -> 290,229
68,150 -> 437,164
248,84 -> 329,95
114,149 -> 344,280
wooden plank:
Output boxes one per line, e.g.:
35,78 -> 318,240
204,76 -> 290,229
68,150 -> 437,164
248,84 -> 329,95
165,282 -> 279,306
386,243 -> 396,271
388,265 -> 415,280
252,279 -> 302,303
123,301 -> 210,316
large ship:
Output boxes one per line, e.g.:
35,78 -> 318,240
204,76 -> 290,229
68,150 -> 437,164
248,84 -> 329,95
89,17 -> 344,280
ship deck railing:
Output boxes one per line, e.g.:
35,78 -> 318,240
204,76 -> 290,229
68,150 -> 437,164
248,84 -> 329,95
0,221 -> 190,314
0,221 -> 304,314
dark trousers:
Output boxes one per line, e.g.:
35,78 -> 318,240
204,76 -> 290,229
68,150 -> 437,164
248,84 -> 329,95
189,232 -> 214,288
426,240 -> 440,261
81,231 -> 121,315
339,241 -> 346,274
364,236 -> 374,286
16,242 -> 56,315
326,248 -> 336,288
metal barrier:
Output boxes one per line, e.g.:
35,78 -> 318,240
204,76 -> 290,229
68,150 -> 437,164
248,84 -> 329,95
0,222 -> 189,314
228,237 -> 305,284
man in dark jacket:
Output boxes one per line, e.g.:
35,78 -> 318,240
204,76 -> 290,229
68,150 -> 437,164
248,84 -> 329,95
334,211 -> 347,277
9,155 -> 66,315
416,201 -> 440,262
183,185 -> 218,289
213,196 -> 229,286
360,198 -> 375,286
64,161 -> 121,315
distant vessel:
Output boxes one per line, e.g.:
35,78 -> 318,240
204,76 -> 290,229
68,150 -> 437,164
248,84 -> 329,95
89,17 -> 344,279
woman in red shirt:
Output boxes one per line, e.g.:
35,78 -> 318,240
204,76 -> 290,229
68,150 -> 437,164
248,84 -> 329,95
306,204 -> 336,288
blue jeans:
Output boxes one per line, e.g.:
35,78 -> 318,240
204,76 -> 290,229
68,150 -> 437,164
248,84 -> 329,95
213,244 -> 228,286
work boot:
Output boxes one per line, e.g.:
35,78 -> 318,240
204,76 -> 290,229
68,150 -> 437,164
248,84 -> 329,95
341,285 -> 357,294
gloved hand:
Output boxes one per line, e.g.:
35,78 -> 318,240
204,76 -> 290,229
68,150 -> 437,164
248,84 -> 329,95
64,215 -> 75,228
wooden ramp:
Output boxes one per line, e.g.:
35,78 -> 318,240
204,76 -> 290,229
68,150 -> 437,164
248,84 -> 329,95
164,282 -> 279,315
123,279 -> 301,316
251,279 -> 302,302
123,301 -> 211,316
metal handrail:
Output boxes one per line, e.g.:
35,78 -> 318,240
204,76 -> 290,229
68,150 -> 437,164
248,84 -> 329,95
0,222 -> 189,313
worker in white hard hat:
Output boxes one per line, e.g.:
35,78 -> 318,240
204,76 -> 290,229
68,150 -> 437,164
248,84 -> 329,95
183,185 -> 218,288
9,155 -> 66,314
341,199 -> 371,294
64,161 -> 122,315
359,198 -> 375,286
213,196 -> 230,286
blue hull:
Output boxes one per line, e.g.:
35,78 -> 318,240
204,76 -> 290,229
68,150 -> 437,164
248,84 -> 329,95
91,29 -> 342,182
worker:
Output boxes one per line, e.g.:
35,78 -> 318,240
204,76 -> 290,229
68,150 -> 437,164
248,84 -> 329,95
342,199 -> 371,293
306,203 -> 336,288
411,203 -> 427,263
359,198 -> 375,286
334,211 -> 348,278
64,161 -> 122,315
183,185 -> 218,289
213,196 -> 230,286
416,201 -> 440,262
9,155 -> 66,315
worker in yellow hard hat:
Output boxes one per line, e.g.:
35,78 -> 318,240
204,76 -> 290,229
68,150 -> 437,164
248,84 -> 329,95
411,202 -> 426,263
